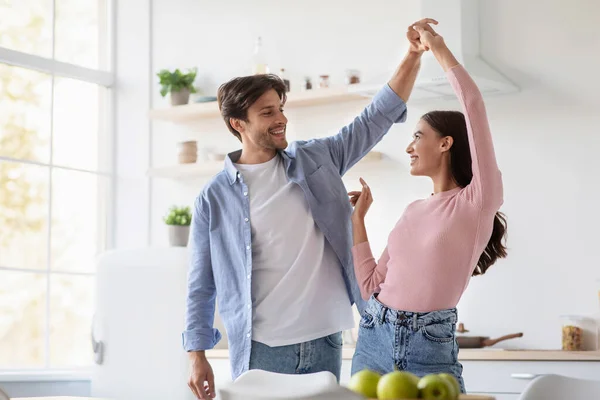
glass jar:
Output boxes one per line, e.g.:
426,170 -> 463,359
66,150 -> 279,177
561,315 -> 584,351
318,75 -> 330,89
345,69 -> 361,85
303,77 -> 312,91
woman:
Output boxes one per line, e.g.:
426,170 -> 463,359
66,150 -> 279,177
348,23 -> 507,393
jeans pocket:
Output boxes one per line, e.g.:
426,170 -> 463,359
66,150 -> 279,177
324,332 -> 343,349
359,312 -> 376,329
407,322 -> 457,368
421,322 -> 455,343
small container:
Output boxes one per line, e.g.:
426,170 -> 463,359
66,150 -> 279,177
303,77 -> 312,91
278,68 -> 290,92
561,315 -> 585,351
345,69 -> 361,85
318,75 -> 330,88
177,140 -> 197,164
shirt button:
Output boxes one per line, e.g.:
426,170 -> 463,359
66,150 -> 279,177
246,333 -> 251,338
247,304 -> 251,309
246,245 -> 250,250
247,274 -> 251,279
243,192 -> 248,196
244,218 -> 249,222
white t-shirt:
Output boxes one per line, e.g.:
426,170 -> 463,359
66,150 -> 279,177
235,155 -> 354,347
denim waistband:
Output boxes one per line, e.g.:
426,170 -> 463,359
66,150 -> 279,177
365,294 -> 458,329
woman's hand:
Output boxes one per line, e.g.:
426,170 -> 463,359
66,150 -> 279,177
413,22 -> 458,72
412,22 -> 445,51
349,178 -> 373,222
407,18 -> 439,54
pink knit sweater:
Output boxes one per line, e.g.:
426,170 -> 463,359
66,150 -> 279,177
352,64 -> 503,312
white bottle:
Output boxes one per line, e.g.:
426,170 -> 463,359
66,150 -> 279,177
252,36 -> 269,75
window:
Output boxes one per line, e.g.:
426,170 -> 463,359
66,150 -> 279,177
0,0 -> 113,370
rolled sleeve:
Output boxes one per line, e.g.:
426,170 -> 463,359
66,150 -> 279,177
182,195 -> 222,352
182,328 -> 222,352
372,83 -> 408,124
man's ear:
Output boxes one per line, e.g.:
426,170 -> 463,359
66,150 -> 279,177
230,118 -> 245,134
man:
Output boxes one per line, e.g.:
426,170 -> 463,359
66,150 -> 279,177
184,19 -> 437,399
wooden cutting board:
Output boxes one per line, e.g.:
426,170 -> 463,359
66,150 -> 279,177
14,397 -> 495,400
367,396 -> 495,400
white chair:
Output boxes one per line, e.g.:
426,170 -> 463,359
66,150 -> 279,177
519,374 -> 600,400
218,369 -> 363,400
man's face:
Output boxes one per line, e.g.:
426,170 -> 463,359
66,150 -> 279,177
236,89 -> 288,151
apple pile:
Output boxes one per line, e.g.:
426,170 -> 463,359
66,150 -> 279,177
347,369 -> 461,400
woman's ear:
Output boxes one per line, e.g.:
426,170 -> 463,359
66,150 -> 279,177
440,136 -> 454,152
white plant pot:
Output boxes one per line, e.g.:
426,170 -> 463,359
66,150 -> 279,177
168,225 -> 190,247
170,88 -> 191,106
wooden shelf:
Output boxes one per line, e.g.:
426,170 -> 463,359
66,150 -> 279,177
148,86 -> 370,125
147,151 -> 385,180
147,161 -> 223,179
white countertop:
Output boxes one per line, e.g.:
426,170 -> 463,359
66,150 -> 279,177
206,348 -> 600,362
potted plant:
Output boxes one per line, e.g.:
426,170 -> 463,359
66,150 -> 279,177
157,67 -> 197,106
163,205 -> 192,246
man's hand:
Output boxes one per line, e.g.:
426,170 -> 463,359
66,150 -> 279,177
407,18 -> 439,54
188,351 -> 215,399
412,21 -> 445,52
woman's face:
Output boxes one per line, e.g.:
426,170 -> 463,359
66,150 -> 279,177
406,119 -> 452,176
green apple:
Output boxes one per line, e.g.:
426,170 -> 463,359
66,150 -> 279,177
347,369 -> 381,398
377,371 -> 420,399
407,371 -> 420,386
438,373 -> 461,399
417,374 -> 454,400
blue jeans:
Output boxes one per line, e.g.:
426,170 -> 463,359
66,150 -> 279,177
248,332 -> 343,382
352,295 -> 466,393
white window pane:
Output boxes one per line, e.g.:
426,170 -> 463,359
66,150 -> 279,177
53,77 -> 108,172
0,64 -> 52,163
49,274 -> 94,367
0,271 -> 47,368
0,161 -> 49,270
51,169 -> 107,272
55,0 -> 110,70
0,1 -> 53,58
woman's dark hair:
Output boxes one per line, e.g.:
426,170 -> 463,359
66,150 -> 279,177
421,110 -> 507,276
217,74 -> 287,142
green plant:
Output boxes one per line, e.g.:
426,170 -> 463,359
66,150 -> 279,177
163,206 -> 192,226
156,68 -> 198,97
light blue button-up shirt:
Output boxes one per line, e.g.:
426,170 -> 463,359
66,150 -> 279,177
183,84 -> 407,379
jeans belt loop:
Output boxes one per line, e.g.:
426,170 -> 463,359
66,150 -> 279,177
380,306 -> 387,324
413,313 -> 418,330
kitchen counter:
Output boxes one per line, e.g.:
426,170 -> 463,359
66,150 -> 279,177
205,348 -> 600,362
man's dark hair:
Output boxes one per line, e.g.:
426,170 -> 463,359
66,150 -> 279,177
217,74 -> 287,142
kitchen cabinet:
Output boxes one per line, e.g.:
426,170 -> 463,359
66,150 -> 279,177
461,359 -> 600,398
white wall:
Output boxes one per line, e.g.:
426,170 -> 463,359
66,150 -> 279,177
113,0 -> 152,247
138,0 -> 600,350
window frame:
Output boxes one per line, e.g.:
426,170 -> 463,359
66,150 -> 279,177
0,0 -> 116,374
